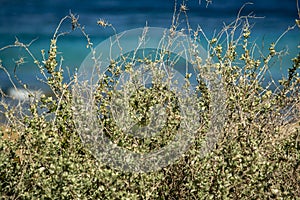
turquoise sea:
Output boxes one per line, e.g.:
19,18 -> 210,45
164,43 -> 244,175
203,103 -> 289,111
0,0 -> 299,95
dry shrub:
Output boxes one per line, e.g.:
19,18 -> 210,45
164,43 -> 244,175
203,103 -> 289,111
0,2 -> 299,199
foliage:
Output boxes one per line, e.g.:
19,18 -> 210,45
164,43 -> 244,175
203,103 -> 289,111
0,2 -> 299,199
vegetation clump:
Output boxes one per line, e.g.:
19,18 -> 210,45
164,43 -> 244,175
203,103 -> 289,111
0,2 -> 299,199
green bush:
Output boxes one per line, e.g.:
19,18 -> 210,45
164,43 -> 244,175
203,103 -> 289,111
0,3 -> 299,199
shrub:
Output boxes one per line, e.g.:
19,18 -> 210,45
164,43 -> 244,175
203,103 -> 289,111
0,3 -> 299,199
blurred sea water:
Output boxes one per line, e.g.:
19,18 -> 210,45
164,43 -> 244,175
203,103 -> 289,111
0,0 -> 299,94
